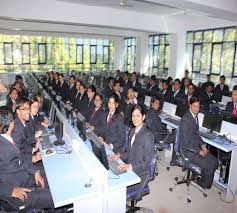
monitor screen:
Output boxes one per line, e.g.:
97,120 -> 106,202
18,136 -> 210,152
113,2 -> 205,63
175,98 -> 188,118
89,132 -> 109,170
221,111 -> 237,125
77,112 -> 87,141
42,98 -> 52,117
53,115 -> 64,145
202,112 -> 223,133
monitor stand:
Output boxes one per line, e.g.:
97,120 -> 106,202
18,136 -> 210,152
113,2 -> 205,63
53,139 -> 65,146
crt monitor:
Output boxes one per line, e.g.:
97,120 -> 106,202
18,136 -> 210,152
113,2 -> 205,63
89,132 -> 109,170
77,112 -> 87,141
53,115 -> 65,146
175,98 -> 189,118
42,98 -> 52,117
202,112 -> 223,133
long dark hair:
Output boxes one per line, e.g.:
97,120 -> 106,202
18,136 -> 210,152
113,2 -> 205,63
0,106 -> 14,134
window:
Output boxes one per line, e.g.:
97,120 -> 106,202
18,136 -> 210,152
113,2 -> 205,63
148,34 -> 170,77
90,45 -> 97,64
4,42 -> 13,65
76,44 -> 83,64
124,37 -> 136,72
186,26 -> 237,84
21,43 -> 30,64
103,45 -> 109,64
38,43 -> 46,64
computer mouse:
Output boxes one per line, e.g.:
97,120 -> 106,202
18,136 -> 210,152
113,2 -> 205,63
46,149 -> 53,154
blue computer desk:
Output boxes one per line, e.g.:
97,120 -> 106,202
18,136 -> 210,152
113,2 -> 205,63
159,112 -> 237,201
41,105 -> 140,213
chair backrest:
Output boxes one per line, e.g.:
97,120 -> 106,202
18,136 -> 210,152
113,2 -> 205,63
174,128 -> 182,153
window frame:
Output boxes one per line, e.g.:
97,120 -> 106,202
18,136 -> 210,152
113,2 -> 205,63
76,44 -> 84,64
38,43 -> 47,64
21,42 -> 31,65
90,45 -> 97,64
3,42 -> 13,65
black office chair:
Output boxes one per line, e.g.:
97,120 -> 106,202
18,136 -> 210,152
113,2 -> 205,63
126,156 -> 156,212
169,128 -> 207,203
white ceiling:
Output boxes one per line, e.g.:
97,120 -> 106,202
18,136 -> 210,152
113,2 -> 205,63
57,0 -> 182,15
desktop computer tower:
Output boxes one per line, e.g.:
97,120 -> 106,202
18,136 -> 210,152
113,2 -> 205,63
219,158 -> 230,184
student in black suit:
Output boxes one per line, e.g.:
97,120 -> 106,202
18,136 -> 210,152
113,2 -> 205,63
214,75 -> 230,102
172,79 -> 185,104
58,73 -> 69,102
102,77 -> 114,101
86,94 -> 106,137
15,75 -> 28,98
182,77 -> 190,96
6,88 -> 18,115
225,88 -> 237,115
74,83 -> 88,114
181,70 -> 192,87
14,82 -> 28,99
47,71 -> 55,88
0,108 -> 64,212
185,83 -> 196,107
114,69 -> 124,87
122,71 -> 132,97
34,94 -> 49,128
84,85 -> 96,120
200,82 -> 215,112
52,72 -> 60,93
72,80 -> 81,108
201,74 -> 215,92
147,75 -> 160,95
112,80 -> 126,113
103,95 -> 125,154
180,96 -> 218,189
68,75 -> 77,104
161,80 -> 172,103
131,72 -> 141,92
109,104 -> 154,192
167,76 -> 173,92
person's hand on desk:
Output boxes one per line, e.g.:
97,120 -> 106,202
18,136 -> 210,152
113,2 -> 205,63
108,153 -> 121,160
200,145 -> 208,157
118,163 -> 132,171
34,170 -> 45,188
12,187 -> 32,202
32,152 -> 42,163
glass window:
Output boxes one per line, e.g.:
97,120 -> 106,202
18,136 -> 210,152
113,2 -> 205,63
124,37 -> 136,72
22,43 -> 30,64
103,46 -> 109,64
222,42 -> 235,76
90,45 -> 97,64
224,28 -> 236,41
4,42 -> 13,65
193,44 -> 202,72
200,44 -> 211,74
211,43 -> 222,75
194,31 -> 203,43
203,30 -> 213,42
38,43 -> 46,64
187,32 -> 193,43
234,44 -> 237,76
153,45 -> 158,67
213,30 -> 224,42
76,44 -> 83,64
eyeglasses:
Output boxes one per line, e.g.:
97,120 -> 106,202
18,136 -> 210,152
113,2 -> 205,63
19,107 -> 30,111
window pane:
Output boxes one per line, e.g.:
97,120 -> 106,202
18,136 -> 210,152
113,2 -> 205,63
187,32 -> 193,43
186,44 -> 193,71
203,30 -> 213,42
4,42 -> 13,64
222,42 -> 235,76
165,35 -> 170,44
148,36 -> 153,45
194,32 -> 202,43
234,44 -> 237,76
201,44 -> 211,74
38,43 -> 46,64
193,44 -> 202,72
224,28 -> 236,41
159,35 -> 165,44
90,45 -> 96,64
22,43 -> 30,64
213,30 -> 224,42
76,45 -> 83,64
211,44 -> 222,74
153,45 -> 158,67
97,45 -> 103,64
154,36 -> 159,45
159,45 -> 165,68
127,46 -> 131,65
103,46 -> 109,64
165,45 -> 170,68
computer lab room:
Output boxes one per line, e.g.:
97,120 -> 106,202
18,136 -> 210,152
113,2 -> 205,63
0,0 -> 237,213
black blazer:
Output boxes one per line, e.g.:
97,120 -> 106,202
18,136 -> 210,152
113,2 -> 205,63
200,91 -> 214,111
6,99 -> 15,115
172,89 -> 185,104
0,135 -> 36,201
122,80 -> 132,97
120,125 -> 154,177
201,81 -> 215,91
52,80 -> 60,94
112,92 -> 126,113
104,112 -> 125,153
74,92 -> 89,114
131,81 -> 142,92
180,110 -> 204,157
214,84 -> 230,102
88,106 -> 106,137
225,101 -> 235,113
115,76 -> 124,87
84,98 -> 95,121
58,81 -> 69,102
68,84 -> 77,103
162,90 -> 173,103
103,85 -> 114,100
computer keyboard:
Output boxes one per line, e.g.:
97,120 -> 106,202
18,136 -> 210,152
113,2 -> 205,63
198,131 -> 217,140
108,159 -> 126,175
164,117 -> 180,126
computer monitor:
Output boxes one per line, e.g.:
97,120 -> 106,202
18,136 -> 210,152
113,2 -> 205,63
162,101 -> 177,117
89,131 -> 109,170
77,112 -> 87,141
220,121 -> 237,143
42,98 -> 52,117
144,95 -> 151,108
221,111 -> 237,125
202,112 -> 222,133
53,115 -> 65,146
175,98 -> 189,118
221,95 -> 232,104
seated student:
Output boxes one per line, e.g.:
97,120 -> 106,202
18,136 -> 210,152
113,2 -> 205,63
182,77 -> 190,96
0,108 -> 64,212
15,75 -> 28,98
114,69 -> 124,87
225,88 -> 237,115
214,75 -> 230,102
109,104 -> 154,191
131,72 -> 141,92
67,75 -> 77,104
47,71 -> 55,88
180,96 -> 218,189
86,94 -> 106,137
74,83 -> 88,114
6,88 -> 18,114
102,77 -> 114,101
167,76 -> 173,92
103,95 -> 125,154
52,72 -> 60,93
72,80 -> 81,108
112,80 -> 126,113
201,74 -> 215,92
34,94 -> 49,128
185,83 -> 196,107
14,81 -> 28,99
58,73 -> 69,102
200,82 -> 215,112
181,70 -> 192,87
161,80 -> 172,103
122,71 -> 132,97
147,75 -> 159,94
172,78 -> 185,104
146,97 -> 175,144
84,85 -> 96,120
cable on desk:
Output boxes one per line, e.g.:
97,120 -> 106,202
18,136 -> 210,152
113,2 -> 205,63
218,185 -> 236,203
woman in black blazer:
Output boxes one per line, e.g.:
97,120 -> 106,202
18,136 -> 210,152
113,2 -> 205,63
84,85 -> 96,121
6,88 -> 18,114
86,94 -> 106,137
104,95 -> 125,154
74,83 -> 89,115
110,104 -> 155,191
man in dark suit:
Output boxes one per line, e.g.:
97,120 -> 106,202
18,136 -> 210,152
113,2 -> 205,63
225,88 -> 237,115
112,80 -> 126,113
58,73 -> 69,102
181,70 -> 192,87
201,74 -> 215,91
200,82 -> 215,112
102,77 -> 114,101
172,79 -> 185,104
131,72 -> 141,92
214,75 -> 230,102
180,96 -> 218,189
114,69 -> 124,87
52,72 -> 60,93
147,75 -> 160,95
6,88 -> 18,115
47,71 -> 55,88
68,75 -> 77,104
122,71 -> 132,97
161,80 -> 172,103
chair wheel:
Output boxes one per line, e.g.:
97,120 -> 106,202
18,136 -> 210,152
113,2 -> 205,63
203,193 -> 207,198
169,188 -> 173,192
187,198 -> 191,203
166,167 -> 170,171
175,177 -> 178,181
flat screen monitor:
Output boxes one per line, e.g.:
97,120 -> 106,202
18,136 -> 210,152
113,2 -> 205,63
42,98 -> 52,117
175,98 -> 189,118
89,132 -> 109,170
162,101 -> 177,117
77,112 -> 87,141
53,115 -> 65,145
144,95 -> 151,108
202,112 -> 222,133
221,111 -> 237,125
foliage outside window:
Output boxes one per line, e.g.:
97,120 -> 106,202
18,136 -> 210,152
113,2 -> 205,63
123,37 -> 136,72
